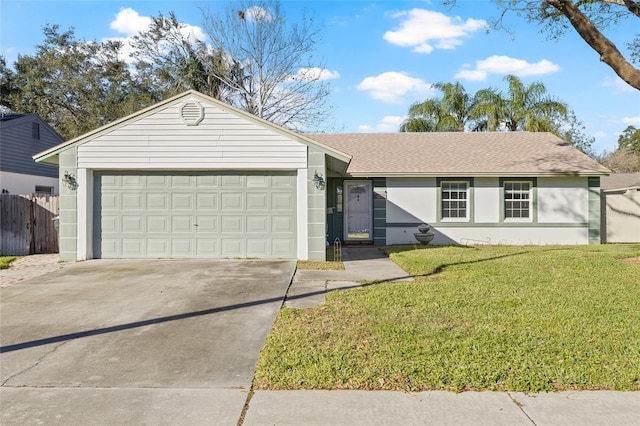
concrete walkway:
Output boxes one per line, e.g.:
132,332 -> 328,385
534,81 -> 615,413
285,246 -> 412,308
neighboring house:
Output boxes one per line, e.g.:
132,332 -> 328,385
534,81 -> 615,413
34,90 -> 610,262
600,173 -> 640,243
1,113 -> 64,195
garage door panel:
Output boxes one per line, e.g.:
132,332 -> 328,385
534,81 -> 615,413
147,193 -> 169,209
197,193 -> 218,209
221,216 -> 243,233
272,193 -> 294,210
196,216 -> 217,232
272,216 -> 295,233
122,216 -> 144,233
171,216 -> 193,233
147,216 -> 169,233
221,238 -> 243,257
247,239 -> 269,257
122,193 -> 143,210
94,171 -> 296,259
221,193 -> 243,210
196,239 -> 219,257
172,239 -> 193,257
122,239 -> 144,257
147,239 -> 169,257
247,216 -> 268,233
172,193 -> 193,209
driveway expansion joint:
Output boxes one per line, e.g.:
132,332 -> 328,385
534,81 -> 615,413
508,391 -> 538,425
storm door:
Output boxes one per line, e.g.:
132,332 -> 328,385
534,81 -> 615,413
344,181 -> 373,241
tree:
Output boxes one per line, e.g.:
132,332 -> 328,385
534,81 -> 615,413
400,82 -> 478,132
1,25 -> 157,139
130,12 -> 229,99
202,0 -> 331,130
132,1 -> 333,131
618,125 -> 640,154
453,0 -> 640,90
600,147 -> 640,172
471,74 -> 568,132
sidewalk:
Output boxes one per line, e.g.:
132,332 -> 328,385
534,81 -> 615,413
258,247 -> 640,426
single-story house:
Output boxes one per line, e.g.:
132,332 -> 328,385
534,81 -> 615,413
1,113 -> 63,195
34,90 -> 610,262
600,173 -> 640,243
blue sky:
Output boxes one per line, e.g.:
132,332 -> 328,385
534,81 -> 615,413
1,0 -> 639,154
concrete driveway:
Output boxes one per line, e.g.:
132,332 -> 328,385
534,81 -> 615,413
1,259 -> 296,425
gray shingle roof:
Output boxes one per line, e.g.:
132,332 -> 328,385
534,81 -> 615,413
600,173 -> 640,191
307,132 -> 610,176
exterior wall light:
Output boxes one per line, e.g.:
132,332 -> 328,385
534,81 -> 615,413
63,171 -> 78,190
313,171 -> 326,191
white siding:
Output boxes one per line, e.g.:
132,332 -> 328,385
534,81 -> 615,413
387,226 -> 589,245
77,97 -> 307,170
386,178 -> 437,223
474,177 -> 500,223
538,177 -> 588,223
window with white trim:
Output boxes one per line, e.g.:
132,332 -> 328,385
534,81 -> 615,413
441,181 -> 468,220
504,181 -> 532,220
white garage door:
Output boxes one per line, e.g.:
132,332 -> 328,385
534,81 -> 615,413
93,171 -> 296,258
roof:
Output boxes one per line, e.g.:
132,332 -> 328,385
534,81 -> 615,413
600,173 -> 640,191
307,132 -> 610,177
33,90 -> 351,165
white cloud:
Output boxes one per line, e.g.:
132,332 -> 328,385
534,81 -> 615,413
383,9 -> 486,54
110,8 -> 152,36
357,72 -> 433,104
602,77 -> 636,94
244,6 -> 274,22
594,131 -> 607,138
296,67 -> 340,81
622,116 -> 640,125
359,116 -> 405,132
455,55 -> 560,81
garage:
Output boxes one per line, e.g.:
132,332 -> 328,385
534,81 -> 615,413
93,171 -> 297,258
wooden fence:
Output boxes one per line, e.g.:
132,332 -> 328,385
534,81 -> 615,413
0,194 -> 59,256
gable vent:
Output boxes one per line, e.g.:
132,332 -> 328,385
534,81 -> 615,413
179,101 -> 204,126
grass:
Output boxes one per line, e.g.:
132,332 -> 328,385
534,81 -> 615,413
296,245 -> 345,270
255,245 -> 640,393
0,256 -> 18,269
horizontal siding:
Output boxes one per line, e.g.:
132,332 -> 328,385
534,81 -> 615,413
77,99 -> 307,170
0,117 -> 61,178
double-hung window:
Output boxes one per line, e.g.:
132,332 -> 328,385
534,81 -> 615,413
441,181 -> 468,220
504,181 -> 532,220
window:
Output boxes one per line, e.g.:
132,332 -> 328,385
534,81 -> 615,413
35,185 -> 53,195
441,181 -> 468,220
504,181 -> 531,220
32,122 -> 40,140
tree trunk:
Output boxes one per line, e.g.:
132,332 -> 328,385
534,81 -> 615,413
547,0 -> 640,90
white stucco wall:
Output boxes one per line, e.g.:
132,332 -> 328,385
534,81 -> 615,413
474,177 -> 500,223
537,177 -> 588,223
386,178 -> 437,223
0,171 -> 59,195
605,189 -> 640,243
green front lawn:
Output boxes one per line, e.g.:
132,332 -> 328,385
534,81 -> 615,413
255,245 -> 640,392
0,256 -> 18,269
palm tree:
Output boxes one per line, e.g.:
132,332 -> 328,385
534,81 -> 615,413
400,82 -> 478,132
471,75 -> 567,133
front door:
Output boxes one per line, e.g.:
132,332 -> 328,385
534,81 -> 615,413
344,181 -> 373,241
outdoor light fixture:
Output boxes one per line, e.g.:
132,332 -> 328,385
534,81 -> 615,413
313,171 -> 326,191
63,171 -> 78,190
